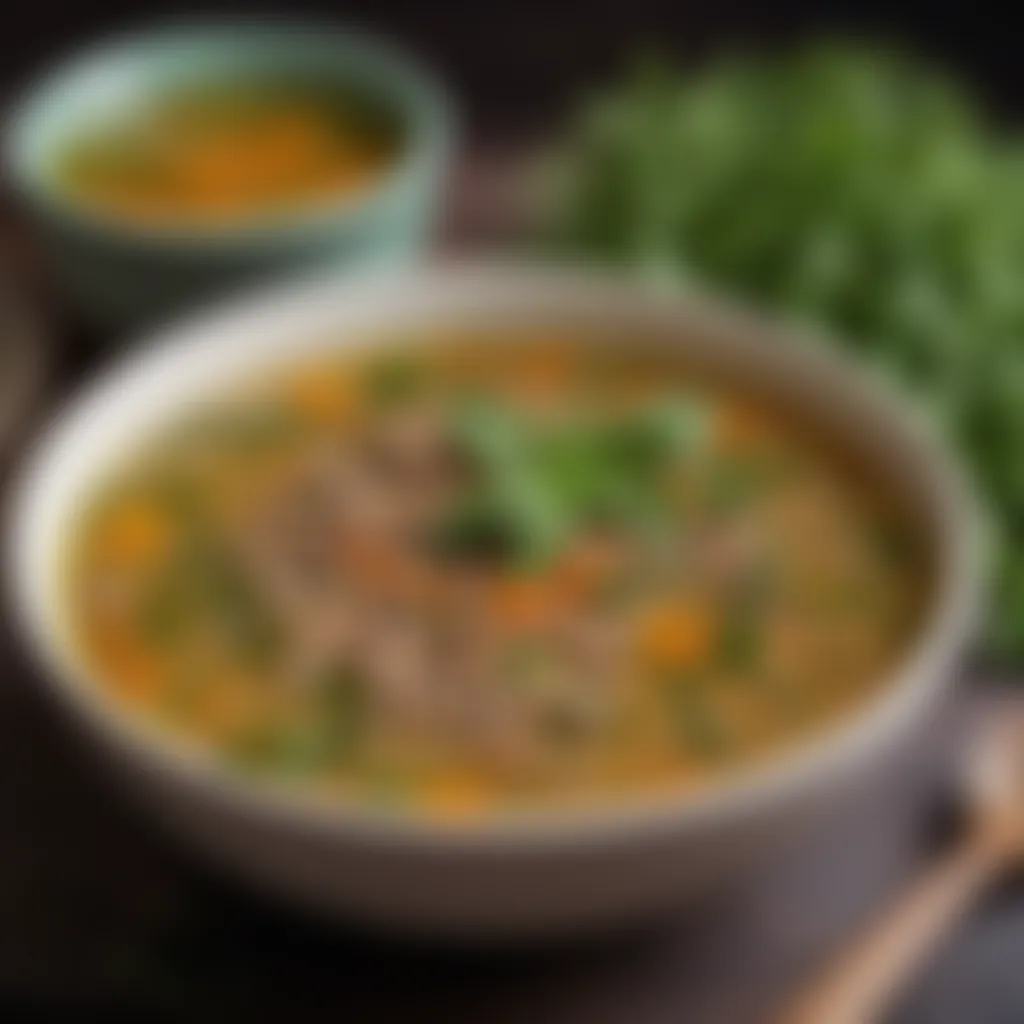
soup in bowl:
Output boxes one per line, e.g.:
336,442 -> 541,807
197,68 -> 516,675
6,25 -> 452,324
9,268 -> 980,932
69,334 -> 927,816
53,78 -> 401,228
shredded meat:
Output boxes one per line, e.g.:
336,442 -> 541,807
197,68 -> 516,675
223,401 -> 640,778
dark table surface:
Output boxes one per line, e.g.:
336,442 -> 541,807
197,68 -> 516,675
2,159 -> 1024,1023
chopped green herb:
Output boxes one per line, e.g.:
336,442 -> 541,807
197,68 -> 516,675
230,664 -> 365,777
366,356 -> 428,406
718,604 -> 761,672
669,677 -> 730,759
435,397 -> 709,566
312,662 -> 367,755
138,536 -> 280,665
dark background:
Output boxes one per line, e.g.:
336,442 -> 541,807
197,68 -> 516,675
3,5 -> 1024,1021
2,1 -> 1021,138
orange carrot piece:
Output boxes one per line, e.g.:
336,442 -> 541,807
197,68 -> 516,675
490,574 -> 565,631
420,773 -> 493,819
637,600 -> 716,670
98,503 -> 171,565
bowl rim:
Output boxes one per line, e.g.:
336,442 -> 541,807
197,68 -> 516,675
5,262 -> 985,852
3,19 -> 454,250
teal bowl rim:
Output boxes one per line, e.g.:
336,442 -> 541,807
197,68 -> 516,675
4,21 -> 456,252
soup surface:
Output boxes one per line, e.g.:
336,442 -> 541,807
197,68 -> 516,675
54,80 -> 399,225
68,334 -> 926,817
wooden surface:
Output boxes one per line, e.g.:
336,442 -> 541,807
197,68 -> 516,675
2,163 -> 1024,1023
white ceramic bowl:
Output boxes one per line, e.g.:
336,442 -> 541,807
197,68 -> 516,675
7,266 -> 983,936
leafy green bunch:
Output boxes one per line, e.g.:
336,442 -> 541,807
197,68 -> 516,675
552,42 -> 1024,659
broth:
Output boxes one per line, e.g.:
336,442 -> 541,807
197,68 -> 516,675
54,80 -> 400,226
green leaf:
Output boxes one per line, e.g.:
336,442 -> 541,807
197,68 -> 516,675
230,663 -> 366,777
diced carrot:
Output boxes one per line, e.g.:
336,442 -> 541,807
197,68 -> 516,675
637,600 -> 716,670
420,773 -> 493,819
97,503 -> 171,565
87,627 -> 160,703
490,574 -> 564,630
288,369 -> 358,424
716,401 -> 769,451
194,681 -> 258,741
515,345 -> 577,395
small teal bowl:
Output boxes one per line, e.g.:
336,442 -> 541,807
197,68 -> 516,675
6,23 -> 455,328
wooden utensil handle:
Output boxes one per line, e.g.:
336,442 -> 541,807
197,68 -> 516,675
777,831 -> 1010,1024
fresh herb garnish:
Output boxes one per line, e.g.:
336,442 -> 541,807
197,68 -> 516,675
433,396 -> 711,566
